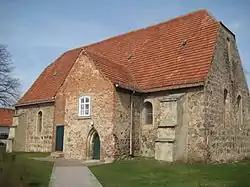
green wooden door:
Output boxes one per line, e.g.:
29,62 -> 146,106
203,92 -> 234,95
55,126 -> 64,151
93,134 -> 100,160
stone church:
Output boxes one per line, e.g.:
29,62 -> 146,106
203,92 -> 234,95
13,9 -> 250,163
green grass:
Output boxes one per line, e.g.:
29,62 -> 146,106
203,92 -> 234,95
14,152 -> 51,158
90,157 -> 250,187
17,152 -> 53,186
0,152 -> 53,187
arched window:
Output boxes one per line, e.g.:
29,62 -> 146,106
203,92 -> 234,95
236,95 -> 242,125
37,111 -> 42,133
143,101 -> 153,124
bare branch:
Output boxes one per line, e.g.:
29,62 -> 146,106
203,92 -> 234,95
0,44 -> 20,107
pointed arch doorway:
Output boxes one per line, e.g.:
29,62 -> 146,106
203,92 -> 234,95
87,128 -> 100,160
93,133 -> 100,160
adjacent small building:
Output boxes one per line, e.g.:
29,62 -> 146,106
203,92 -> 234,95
13,9 -> 250,163
0,108 -> 15,152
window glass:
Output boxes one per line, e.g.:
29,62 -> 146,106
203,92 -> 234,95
143,101 -> 153,124
79,96 -> 91,116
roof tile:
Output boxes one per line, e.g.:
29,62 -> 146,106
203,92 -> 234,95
0,108 -> 13,126
17,9 -> 219,105
17,48 -> 82,105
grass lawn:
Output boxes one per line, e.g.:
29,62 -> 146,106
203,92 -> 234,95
90,157 -> 250,187
0,152 -> 53,187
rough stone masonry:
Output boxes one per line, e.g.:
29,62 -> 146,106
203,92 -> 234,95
13,10 -> 250,163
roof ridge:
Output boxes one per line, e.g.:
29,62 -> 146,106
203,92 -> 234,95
173,9 -> 211,65
53,48 -> 84,96
17,9 -> 219,105
17,64 -> 52,105
84,9 -> 209,49
16,48 -> 83,106
19,48 -> 75,104
84,50 -> 139,89
84,49 -> 127,69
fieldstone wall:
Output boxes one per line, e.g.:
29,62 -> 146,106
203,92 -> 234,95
12,24 -> 249,163
13,103 -> 54,152
62,54 -> 115,161
140,96 -> 158,157
13,112 -> 27,151
185,89 -> 206,162
132,95 -> 141,156
113,90 -> 141,158
140,88 -> 205,162
204,24 -> 250,162
113,91 -> 130,157
138,24 -> 250,163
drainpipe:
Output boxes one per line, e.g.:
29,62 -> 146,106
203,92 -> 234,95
115,83 -> 134,156
129,94 -> 133,156
129,90 -> 136,156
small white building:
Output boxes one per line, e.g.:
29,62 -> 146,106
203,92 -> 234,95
0,108 -> 15,152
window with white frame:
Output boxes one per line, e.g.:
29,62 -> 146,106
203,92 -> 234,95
79,96 -> 91,116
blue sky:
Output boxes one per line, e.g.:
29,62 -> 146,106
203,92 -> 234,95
1,0 -> 250,93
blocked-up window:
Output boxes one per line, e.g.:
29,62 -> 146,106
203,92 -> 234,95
37,111 -> 42,133
143,101 -> 153,124
236,95 -> 243,125
227,37 -> 232,62
79,96 -> 91,116
223,89 -> 229,125
224,89 -> 228,106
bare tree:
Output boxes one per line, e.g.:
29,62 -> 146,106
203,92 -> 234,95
0,45 -> 20,107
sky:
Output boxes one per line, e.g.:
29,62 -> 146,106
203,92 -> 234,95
1,0 -> 250,94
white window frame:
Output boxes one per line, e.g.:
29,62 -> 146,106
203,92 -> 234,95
78,96 -> 91,117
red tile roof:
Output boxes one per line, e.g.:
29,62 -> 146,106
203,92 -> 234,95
85,51 -> 136,88
0,108 -> 14,126
17,9 -> 219,105
85,9 -> 219,91
17,48 -> 82,105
